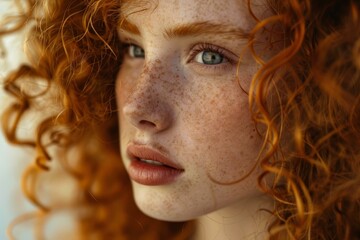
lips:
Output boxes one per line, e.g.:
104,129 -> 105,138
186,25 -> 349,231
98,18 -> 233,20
126,144 -> 184,186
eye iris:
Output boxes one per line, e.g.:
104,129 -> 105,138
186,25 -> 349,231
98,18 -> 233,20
130,45 -> 145,58
202,51 -> 223,64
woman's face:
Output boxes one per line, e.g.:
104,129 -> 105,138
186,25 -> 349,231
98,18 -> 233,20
116,0 -> 268,221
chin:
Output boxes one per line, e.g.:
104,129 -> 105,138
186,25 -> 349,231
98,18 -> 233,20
133,195 -> 198,222
131,183 -> 208,222
129,176 -> 262,223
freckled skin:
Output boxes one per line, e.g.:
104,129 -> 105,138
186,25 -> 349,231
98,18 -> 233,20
116,0 -> 268,222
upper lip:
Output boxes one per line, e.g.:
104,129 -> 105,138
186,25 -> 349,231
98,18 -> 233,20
126,143 -> 183,170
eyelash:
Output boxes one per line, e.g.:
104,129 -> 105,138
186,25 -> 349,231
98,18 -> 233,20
121,41 -> 237,73
188,43 -> 226,62
187,43 -> 236,72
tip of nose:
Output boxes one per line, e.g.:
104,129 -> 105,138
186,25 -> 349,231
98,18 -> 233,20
122,100 -> 172,133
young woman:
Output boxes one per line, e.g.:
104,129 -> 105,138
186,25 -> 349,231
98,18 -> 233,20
1,0 -> 359,239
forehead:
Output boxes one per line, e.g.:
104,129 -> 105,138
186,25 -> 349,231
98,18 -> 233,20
120,0 -> 265,32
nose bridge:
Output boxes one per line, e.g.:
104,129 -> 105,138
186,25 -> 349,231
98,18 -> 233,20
122,59 -> 173,132
141,59 -> 165,88
126,59 -> 165,105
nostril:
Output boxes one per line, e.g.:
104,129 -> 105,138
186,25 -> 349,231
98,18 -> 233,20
139,120 -> 157,128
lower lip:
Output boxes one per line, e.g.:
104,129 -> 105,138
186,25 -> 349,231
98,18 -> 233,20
128,159 -> 183,186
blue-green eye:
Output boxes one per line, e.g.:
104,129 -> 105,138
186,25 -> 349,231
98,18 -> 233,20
128,44 -> 145,58
194,51 -> 225,65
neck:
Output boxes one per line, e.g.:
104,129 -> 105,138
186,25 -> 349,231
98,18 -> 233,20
193,194 -> 273,240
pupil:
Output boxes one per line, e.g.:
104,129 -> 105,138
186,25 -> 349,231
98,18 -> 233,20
131,45 -> 144,58
202,51 -> 222,64
135,47 -> 143,56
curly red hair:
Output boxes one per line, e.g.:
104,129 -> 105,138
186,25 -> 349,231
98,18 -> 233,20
1,0 -> 359,239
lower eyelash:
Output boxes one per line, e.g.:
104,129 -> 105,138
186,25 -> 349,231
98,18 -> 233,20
187,43 -> 234,64
191,60 -> 234,74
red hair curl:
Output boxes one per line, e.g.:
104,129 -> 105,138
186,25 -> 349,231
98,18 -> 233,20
1,0 -> 359,239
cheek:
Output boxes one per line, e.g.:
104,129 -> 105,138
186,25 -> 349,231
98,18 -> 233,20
116,68 -> 134,142
116,65 -> 135,105
179,83 -> 262,183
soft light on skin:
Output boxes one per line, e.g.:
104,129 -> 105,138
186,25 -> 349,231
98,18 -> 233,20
116,0 -> 273,239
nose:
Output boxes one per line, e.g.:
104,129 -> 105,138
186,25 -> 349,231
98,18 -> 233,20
121,64 -> 173,133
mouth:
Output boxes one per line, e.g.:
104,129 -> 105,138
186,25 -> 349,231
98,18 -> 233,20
126,144 -> 184,186
138,158 -> 167,166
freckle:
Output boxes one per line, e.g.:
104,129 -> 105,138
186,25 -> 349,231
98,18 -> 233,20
143,67 -> 149,74
250,135 -> 254,139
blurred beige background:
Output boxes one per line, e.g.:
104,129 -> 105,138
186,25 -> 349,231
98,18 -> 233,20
0,0 -> 36,239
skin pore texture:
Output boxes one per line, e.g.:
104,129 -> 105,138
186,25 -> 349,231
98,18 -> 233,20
116,0 -> 273,239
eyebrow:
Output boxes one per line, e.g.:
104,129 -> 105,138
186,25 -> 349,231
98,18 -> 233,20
118,18 -> 249,40
119,18 -> 141,35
